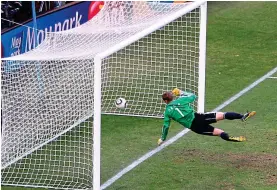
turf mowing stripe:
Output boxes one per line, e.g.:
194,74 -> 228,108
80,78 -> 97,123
101,66 -> 277,190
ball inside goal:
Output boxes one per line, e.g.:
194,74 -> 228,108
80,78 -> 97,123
115,98 -> 127,109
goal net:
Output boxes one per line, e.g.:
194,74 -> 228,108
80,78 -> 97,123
1,1 -> 207,189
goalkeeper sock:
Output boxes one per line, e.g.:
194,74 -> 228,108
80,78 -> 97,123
220,132 -> 230,141
224,112 -> 243,120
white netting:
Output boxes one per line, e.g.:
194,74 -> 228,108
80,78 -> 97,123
1,60 -> 94,189
1,1 -> 202,189
102,9 -> 200,116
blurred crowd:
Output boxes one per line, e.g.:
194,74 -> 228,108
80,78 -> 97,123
1,1 -> 73,31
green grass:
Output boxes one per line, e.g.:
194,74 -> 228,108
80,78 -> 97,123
2,1 -> 277,190
206,1 -> 277,110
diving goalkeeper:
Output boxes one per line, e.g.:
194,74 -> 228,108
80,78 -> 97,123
157,88 -> 256,145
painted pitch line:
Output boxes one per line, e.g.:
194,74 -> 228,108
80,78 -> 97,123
101,66 -> 277,190
268,77 -> 277,79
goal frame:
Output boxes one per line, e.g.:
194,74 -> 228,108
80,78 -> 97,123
94,1 -> 207,189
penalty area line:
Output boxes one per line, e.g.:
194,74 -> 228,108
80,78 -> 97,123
101,66 -> 277,190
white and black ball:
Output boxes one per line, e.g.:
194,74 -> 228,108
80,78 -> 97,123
115,98 -> 127,109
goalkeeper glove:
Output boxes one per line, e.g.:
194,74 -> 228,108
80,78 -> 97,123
172,88 -> 182,96
157,138 -> 164,146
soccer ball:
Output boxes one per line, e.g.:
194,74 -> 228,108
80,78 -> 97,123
115,98 -> 127,109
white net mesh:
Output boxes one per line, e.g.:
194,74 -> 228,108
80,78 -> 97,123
1,1 -> 202,189
1,60 -> 94,189
102,9 -> 200,116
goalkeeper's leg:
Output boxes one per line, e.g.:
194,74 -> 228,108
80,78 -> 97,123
213,111 -> 256,122
190,113 -> 246,142
213,128 -> 246,142
190,118 -> 246,142
192,125 -> 246,142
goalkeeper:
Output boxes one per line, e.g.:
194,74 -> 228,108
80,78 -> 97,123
158,88 -> 256,145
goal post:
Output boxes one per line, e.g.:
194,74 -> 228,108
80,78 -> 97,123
1,1 -> 207,190
93,56 -> 102,190
198,2 -> 207,113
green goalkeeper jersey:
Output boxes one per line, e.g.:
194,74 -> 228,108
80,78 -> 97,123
161,92 -> 197,141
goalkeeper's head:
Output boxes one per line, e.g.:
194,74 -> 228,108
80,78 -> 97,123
162,91 -> 173,104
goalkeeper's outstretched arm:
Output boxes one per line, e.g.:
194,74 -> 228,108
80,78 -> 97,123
158,113 -> 171,145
